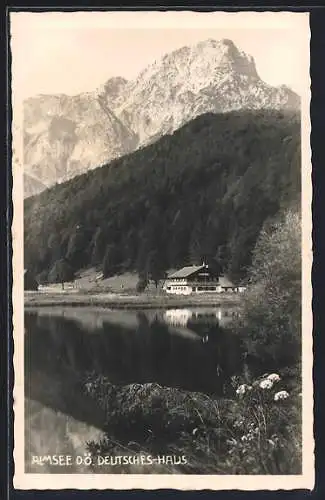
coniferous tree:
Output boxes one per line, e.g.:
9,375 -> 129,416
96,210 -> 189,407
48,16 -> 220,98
66,224 -> 86,271
146,249 -> 166,288
48,258 -> 75,289
136,276 -> 148,293
47,233 -> 62,264
102,244 -> 120,278
90,227 -> 106,267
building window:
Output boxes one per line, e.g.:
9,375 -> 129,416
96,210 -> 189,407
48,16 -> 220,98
167,286 -> 171,290
192,287 -> 196,292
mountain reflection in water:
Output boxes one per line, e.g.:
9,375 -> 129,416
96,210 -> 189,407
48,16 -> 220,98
25,307 -> 244,471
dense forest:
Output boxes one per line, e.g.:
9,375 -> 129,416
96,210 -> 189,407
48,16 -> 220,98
24,109 -> 301,284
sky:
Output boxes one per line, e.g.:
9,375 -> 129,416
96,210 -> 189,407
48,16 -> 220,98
10,11 -> 310,101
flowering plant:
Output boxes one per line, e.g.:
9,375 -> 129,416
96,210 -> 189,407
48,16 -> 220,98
274,390 -> 289,401
267,373 -> 281,383
227,370 -> 301,474
259,379 -> 274,390
236,384 -> 252,396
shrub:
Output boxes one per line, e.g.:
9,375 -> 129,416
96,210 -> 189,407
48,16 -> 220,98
240,209 -> 301,370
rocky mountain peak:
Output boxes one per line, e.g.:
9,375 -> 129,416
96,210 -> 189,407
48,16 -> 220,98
96,76 -> 129,104
114,38 -> 294,144
23,38 -> 300,198
194,38 -> 259,79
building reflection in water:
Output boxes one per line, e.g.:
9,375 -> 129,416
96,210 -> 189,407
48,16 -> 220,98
163,307 -> 240,329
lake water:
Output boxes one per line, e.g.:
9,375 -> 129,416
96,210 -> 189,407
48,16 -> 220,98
24,306 -> 244,472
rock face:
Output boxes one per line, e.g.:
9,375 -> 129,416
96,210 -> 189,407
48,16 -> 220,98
23,38 -> 300,197
24,173 -> 47,198
23,90 -> 138,193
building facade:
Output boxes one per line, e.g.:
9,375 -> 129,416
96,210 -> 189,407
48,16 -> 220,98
162,264 -> 246,295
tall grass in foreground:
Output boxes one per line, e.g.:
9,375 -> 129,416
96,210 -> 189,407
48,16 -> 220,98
84,372 -> 301,474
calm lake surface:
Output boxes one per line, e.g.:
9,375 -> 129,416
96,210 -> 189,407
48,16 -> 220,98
24,306 -> 243,472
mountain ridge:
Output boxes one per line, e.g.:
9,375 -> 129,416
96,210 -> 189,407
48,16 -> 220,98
23,38 -> 300,198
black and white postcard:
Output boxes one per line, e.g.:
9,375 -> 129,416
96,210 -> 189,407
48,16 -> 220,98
10,10 -> 314,490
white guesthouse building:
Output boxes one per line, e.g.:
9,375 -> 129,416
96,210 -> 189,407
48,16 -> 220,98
162,264 -> 246,295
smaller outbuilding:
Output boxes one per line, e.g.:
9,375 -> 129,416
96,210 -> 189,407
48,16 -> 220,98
218,276 -> 246,293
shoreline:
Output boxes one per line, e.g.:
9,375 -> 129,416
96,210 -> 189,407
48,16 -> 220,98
24,291 -> 242,309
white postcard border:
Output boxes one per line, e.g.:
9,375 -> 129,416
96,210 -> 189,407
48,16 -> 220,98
11,10 -> 314,491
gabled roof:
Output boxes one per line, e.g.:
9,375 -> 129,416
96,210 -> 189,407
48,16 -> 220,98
219,276 -> 235,287
168,265 -> 205,279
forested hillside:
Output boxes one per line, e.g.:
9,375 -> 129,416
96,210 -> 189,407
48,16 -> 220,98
24,109 -> 301,283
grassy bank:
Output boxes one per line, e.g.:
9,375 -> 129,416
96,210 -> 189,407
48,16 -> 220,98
24,290 -> 242,309
83,369 -> 301,475
25,268 -> 242,308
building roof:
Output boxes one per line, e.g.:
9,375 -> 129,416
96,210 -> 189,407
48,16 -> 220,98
219,276 -> 235,287
167,265 -> 205,279
166,267 -> 237,287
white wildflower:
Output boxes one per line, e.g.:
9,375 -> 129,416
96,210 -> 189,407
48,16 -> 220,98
234,418 -> 244,428
236,384 -> 250,395
259,379 -> 273,390
241,435 -> 248,442
274,390 -> 289,401
267,373 -> 281,383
